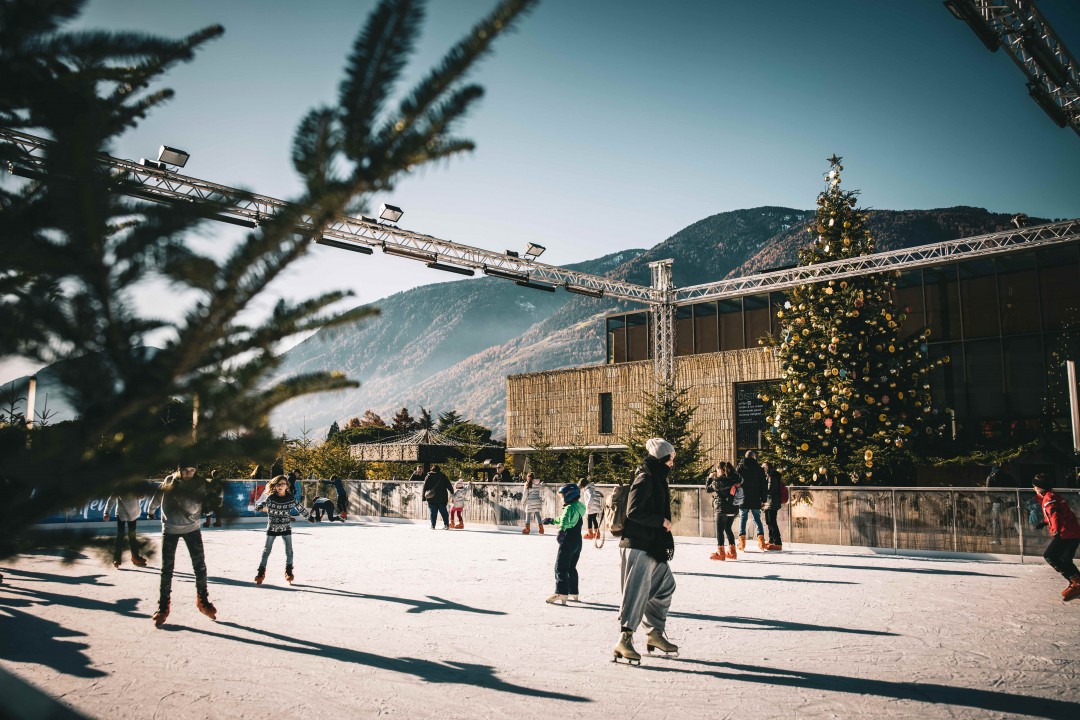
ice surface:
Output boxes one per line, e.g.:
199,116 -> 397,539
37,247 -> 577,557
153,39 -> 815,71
1,521 -> 1078,719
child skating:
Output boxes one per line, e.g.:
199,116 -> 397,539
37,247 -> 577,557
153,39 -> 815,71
522,472 -> 544,535
1032,474 -> 1080,601
103,490 -> 148,568
544,483 -> 587,605
579,479 -> 604,540
450,479 -> 471,529
705,463 -> 740,560
255,475 -> 311,585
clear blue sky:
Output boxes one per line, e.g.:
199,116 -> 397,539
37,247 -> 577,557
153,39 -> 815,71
4,0 -> 1080,381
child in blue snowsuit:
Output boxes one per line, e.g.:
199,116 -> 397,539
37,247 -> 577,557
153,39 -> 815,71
544,484 -> 587,605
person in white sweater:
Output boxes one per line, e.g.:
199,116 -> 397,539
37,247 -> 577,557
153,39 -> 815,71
449,479 -> 471,529
522,472 -> 544,535
103,491 -> 148,568
579,479 -> 604,540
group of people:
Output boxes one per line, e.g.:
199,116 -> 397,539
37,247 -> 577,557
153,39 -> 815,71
705,449 -> 785,561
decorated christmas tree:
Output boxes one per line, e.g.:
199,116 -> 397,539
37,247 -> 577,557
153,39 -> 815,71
762,156 -> 947,484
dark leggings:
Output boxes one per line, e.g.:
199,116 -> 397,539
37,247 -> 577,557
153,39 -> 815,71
159,530 -> 208,609
765,507 -> 782,546
715,512 -> 736,547
587,513 -> 599,531
114,520 -> 139,561
1043,537 -> 1080,580
555,528 -> 582,595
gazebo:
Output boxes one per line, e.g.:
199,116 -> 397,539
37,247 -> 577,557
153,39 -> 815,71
349,428 -> 505,465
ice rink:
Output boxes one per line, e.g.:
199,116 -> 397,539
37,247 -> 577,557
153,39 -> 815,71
1,519 -> 1078,720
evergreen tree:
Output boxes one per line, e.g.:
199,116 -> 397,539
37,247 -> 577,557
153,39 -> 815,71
391,407 -> 417,432
623,382 -> 707,485
0,0 -> 539,560
442,421 -> 493,445
326,420 -> 341,443
437,410 -> 464,431
359,409 -> 386,427
763,156 -> 947,484
417,407 -> 434,430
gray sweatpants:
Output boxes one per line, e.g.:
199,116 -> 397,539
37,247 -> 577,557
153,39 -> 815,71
618,547 -> 676,634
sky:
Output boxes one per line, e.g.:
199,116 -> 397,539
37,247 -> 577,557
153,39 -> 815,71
3,0 -> 1080,381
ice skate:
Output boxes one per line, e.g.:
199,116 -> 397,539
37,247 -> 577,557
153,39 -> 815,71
285,566 -> 295,584
308,515 -> 316,523
1064,576 -> 1080,602
203,516 -> 211,528
196,595 -> 217,620
757,534 -> 766,551
340,512 -> 348,520
538,524 -> 544,535
213,518 -> 221,527
131,555 -> 148,568
709,549 -> 726,560
613,631 -> 641,665
545,594 -> 567,606
457,521 -> 464,529
646,630 -> 679,657
766,543 -> 783,552
726,545 -> 737,560
255,568 -> 266,585
522,525 -> 530,535
737,534 -> 746,551
568,594 -> 580,602
113,560 -> 122,569
152,602 -> 170,628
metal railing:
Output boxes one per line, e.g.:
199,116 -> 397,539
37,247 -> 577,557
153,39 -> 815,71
39,480 -> 1076,561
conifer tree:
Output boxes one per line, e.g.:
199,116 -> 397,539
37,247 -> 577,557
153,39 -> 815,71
763,156 -> 947,484
437,410 -> 464,431
0,0 -> 539,560
623,382 -> 707,485
417,407 -> 434,430
326,420 -> 342,443
391,407 -> 417,432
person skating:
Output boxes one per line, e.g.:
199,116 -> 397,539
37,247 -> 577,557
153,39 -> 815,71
614,438 -> 679,664
309,496 -> 342,522
421,464 -> 454,530
736,450 -> 767,551
705,463 -> 740,560
580,479 -> 604,540
146,461 -> 217,627
1032,474 -> 1080,601
761,460 -> 784,551
449,479 -> 471,529
331,475 -> 349,520
522,472 -> 544,535
544,483 -> 587,605
255,475 -> 311,585
103,490 -> 149,568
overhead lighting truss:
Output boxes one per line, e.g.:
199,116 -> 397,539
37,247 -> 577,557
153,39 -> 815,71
944,0 -> 1080,137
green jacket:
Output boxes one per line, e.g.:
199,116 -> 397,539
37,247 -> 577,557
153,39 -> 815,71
551,501 -> 586,530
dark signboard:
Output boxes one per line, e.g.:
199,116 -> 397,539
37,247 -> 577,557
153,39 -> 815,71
735,380 -> 777,454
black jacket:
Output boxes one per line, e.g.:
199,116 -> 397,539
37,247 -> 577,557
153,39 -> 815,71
619,456 -> 675,563
422,471 -> 453,505
706,473 -> 740,515
736,458 -> 766,510
761,467 -> 783,510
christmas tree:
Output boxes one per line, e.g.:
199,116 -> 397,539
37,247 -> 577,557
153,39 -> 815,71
623,382 -> 707,485
763,156 -> 947,484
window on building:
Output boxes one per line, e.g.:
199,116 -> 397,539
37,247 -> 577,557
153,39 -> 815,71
693,302 -> 718,354
675,305 -> 694,356
1003,336 -> 1045,418
626,312 -> 650,361
744,295 -> 770,349
607,315 -> 626,364
1038,247 -> 1080,331
599,392 -> 613,434
718,300 -> 742,351
929,342 -> 965,418
960,260 -> 1000,339
925,266 -> 961,342
996,254 -> 1039,336
965,339 -> 1005,418
894,270 -> 924,340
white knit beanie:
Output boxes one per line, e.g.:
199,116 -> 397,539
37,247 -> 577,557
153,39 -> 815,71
645,438 -> 674,460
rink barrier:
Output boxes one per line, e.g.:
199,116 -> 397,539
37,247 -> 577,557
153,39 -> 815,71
39,480 -> 1077,562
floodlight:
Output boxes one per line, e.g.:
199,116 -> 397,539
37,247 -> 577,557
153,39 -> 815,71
157,145 -> 190,168
383,244 -> 436,262
524,242 -> 546,259
505,250 -> 520,258
316,237 -> 374,254
516,280 -> 556,293
379,203 -> 404,223
427,262 -> 475,276
565,284 -> 603,298
483,267 -> 528,282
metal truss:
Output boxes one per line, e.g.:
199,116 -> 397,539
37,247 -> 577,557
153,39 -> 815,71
649,260 -> 676,386
0,128 -> 661,306
945,0 -> 1080,136
674,218 -> 1080,305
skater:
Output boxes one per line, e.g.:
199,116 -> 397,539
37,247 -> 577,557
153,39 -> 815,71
522,472 -> 544,535
705,464 -> 740,560
254,475 -> 311,585
761,460 -> 784,551
146,461 -> 217,627
309,496 -> 342,522
544,483 -> 587,605
1032,474 -> 1080,601
103,489 -> 148,568
449,479 -> 471,529
736,450 -> 767,551
580,479 -> 604,540
422,464 -> 453,530
614,438 -> 679,664
202,470 -> 224,528
331,474 -> 349,520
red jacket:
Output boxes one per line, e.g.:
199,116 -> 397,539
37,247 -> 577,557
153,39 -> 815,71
1040,491 -> 1080,539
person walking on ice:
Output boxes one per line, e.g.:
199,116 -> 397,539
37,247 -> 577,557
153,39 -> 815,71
522,472 -> 544,534
544,483 -> 587,605
614,438 -> 679,664
449,479 -> 471,529
147,461 -> 217,627
103,489 -> 148,569
1032,474 -> 1080,601
255,475 -> 311,584
580,478 -> 603,540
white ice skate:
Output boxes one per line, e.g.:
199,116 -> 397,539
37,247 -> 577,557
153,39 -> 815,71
645,630 -> 679,658
613,631 -> 641,666
545,594 -> 567,606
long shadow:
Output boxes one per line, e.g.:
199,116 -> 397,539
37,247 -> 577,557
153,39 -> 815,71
2,585 -> 144,619
0,567 -> 113,587
767,561 -> 1010,578
675,571 -> 856,585
642,659 -> 1079,720
0,604 -> 107,679
166,620 -> 586,703
572,601 -> 896,636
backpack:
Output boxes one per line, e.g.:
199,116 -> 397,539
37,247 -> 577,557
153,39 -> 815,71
779,480 -> 789,506
607,483 -> 630,537
732,485 -> 744,508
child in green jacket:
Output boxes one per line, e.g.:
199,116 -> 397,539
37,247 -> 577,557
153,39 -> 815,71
544,484 -> 587,605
